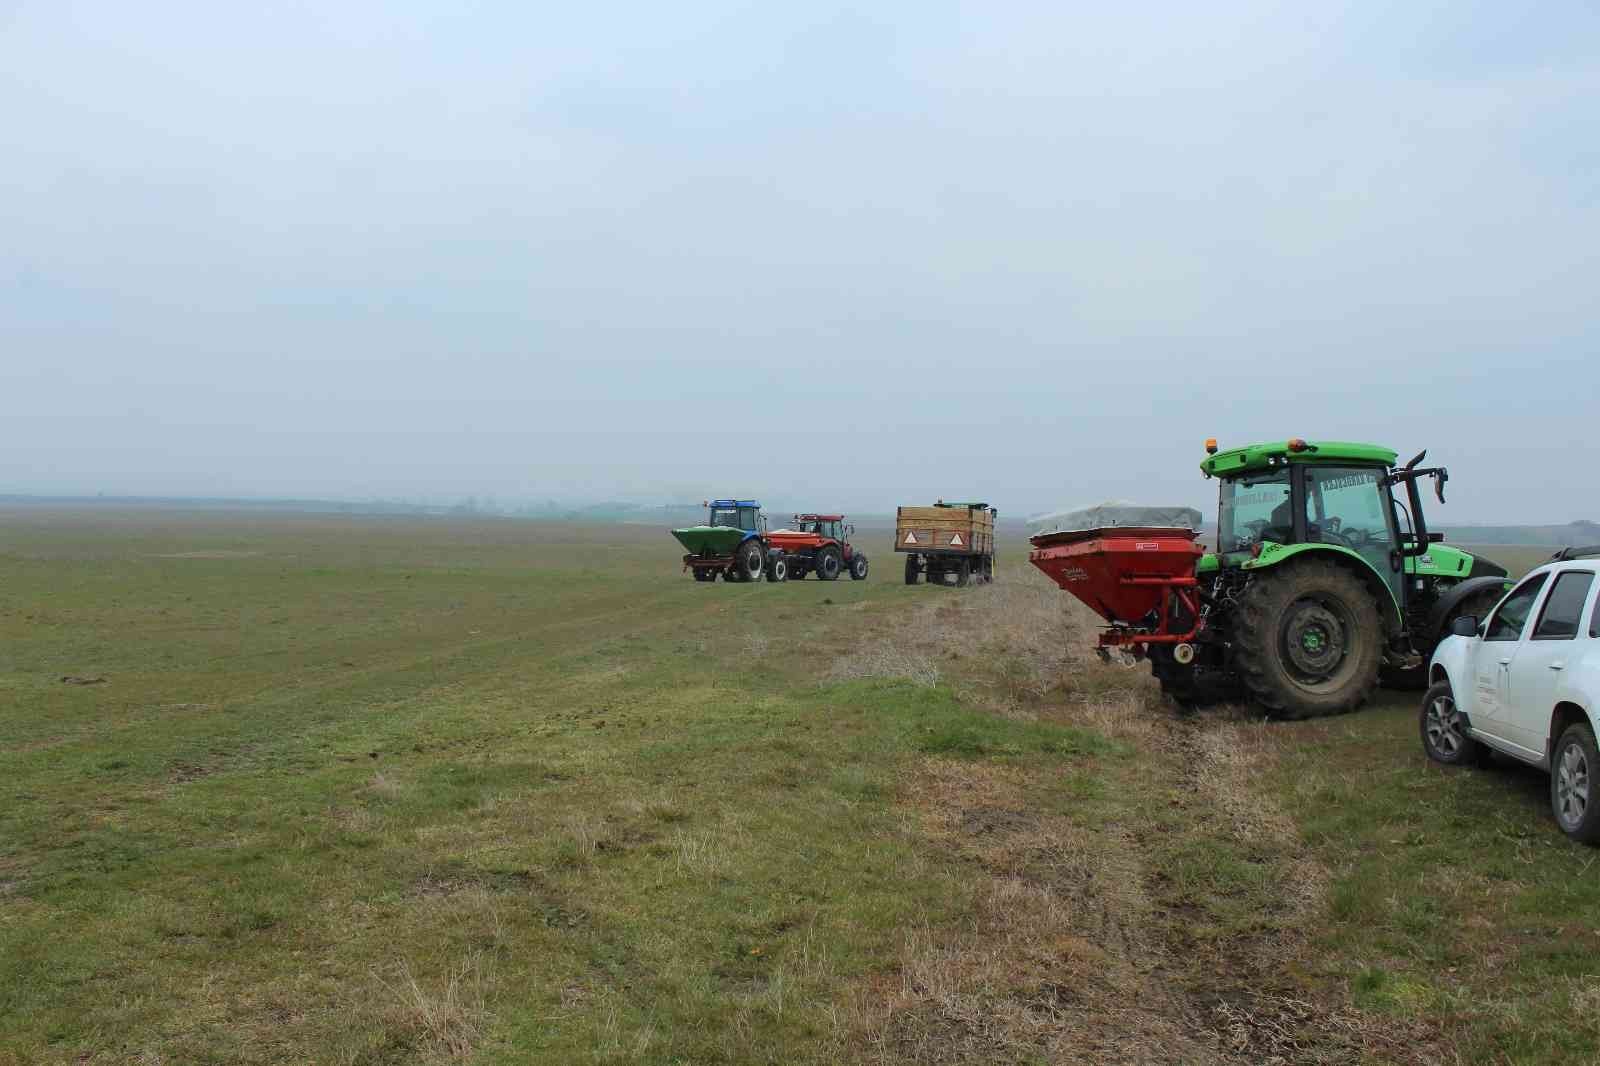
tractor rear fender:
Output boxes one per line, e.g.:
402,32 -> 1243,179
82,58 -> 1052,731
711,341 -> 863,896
1241,543 -> 1402,630
1426,576 -> 1512,641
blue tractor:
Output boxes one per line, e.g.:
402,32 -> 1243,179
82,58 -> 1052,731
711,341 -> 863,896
671,499 -> 789,582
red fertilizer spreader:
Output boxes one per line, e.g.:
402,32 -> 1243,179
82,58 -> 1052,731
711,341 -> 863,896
1027,505 -> 1206,659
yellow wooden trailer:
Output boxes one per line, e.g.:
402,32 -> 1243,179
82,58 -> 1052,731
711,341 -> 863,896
894,501 -> 996,586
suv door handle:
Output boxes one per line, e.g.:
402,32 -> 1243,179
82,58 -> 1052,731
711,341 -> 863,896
1550,662 -> 1566,671
1498,658 -> 1512,666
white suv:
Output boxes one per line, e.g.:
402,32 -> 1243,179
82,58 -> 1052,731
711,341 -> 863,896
1422,549 -> 1600,841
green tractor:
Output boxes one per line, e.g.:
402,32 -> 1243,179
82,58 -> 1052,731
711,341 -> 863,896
1149,440 -> 1510,718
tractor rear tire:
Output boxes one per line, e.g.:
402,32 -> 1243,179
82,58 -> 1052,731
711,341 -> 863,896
766,555 -> 788,583
955,558 -> 972,587
734,540 -> 764,583
849,554 -> 868,580
1233,559 -> 1383,719
816,547 -> 842,581
904,556 -> 919,585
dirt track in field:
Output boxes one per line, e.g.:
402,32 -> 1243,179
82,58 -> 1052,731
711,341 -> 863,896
840,580 -> 1446,1065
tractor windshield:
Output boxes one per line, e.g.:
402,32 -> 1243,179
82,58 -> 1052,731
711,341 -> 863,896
709,508 -> 741,529
1218,469 -> 1293,552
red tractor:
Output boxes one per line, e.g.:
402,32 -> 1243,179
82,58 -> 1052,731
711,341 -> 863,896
766,514 -> 869,581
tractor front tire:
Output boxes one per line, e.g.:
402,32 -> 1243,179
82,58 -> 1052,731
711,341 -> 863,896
1382,585 -> 1506,691
816,547 -> 842,581
1233,559 -> 1383,719
734,540 -> 765,583
904,556 -> 919,585
766,554 -> 788,583
849,554 -> 868,580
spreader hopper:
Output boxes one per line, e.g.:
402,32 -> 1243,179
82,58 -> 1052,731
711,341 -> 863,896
1027,504 -> 1206,655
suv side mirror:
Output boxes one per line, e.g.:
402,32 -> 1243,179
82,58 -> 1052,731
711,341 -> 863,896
1450,615 -> 1479,637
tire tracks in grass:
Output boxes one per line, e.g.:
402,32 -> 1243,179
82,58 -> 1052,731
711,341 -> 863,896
840,575 -> 1453,1064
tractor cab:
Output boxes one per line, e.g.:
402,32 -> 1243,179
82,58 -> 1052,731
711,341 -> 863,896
794,514 -> 846,541
1204,439 -> 1466,616
707,499 -> 762,533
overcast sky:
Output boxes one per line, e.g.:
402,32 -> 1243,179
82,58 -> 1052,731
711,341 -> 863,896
3,2 -> 1596,522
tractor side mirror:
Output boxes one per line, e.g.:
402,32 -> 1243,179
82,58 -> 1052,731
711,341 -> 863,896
846,524 -> 854,536
1450,615 -> 1479,637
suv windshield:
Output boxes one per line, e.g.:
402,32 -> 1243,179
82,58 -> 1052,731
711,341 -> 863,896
1218,469 -> 1293,551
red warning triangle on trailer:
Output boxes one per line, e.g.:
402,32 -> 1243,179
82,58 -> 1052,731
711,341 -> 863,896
950,533 -> 963,547
904,531 -> 918,544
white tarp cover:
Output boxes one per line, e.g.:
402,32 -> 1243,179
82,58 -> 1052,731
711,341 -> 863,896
1029,501 -> 1203,536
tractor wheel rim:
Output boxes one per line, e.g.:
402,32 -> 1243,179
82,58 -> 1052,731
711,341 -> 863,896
1281,599 -> 1349,684
1558,745 -> 1590,827
1424,695 -> 1461,757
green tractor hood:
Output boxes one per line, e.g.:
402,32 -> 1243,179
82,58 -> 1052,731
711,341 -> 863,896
671,525 -> 750,557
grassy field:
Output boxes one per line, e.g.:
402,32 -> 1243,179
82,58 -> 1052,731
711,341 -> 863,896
1,512 -> 1592,1064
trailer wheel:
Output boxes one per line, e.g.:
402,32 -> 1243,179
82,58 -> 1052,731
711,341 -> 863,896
981,557 -> 994,584
734,539 -> 764,583
904,555 -> 919,585
1234,559 -> 1382,719
849,553 -> 868,580
693,568 -> 715,582
766,554 -> 788,583
955,557 -> 972,587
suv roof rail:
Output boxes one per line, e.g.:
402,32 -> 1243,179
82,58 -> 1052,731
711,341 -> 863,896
1550,544 -> 1600,561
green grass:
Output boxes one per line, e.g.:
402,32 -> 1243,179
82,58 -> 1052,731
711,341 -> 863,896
3,510 -> 1595,1064
0,512 -> 1116,1064
1268,701 -> 1600,1064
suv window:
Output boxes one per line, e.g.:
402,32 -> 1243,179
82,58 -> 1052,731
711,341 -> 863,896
1484,573 -> 1549,642
1533,571 -> 1594,640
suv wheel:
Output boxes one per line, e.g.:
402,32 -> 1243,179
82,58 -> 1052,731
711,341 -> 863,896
1553,724 -> 1600,843
1419,681 -> 1481,766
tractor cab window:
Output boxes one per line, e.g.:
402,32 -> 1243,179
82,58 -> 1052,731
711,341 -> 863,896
1218,469 -> 1293,552
1303,465 -> 1393,577
824,521 -> 840,540
711,507 -> 757,531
